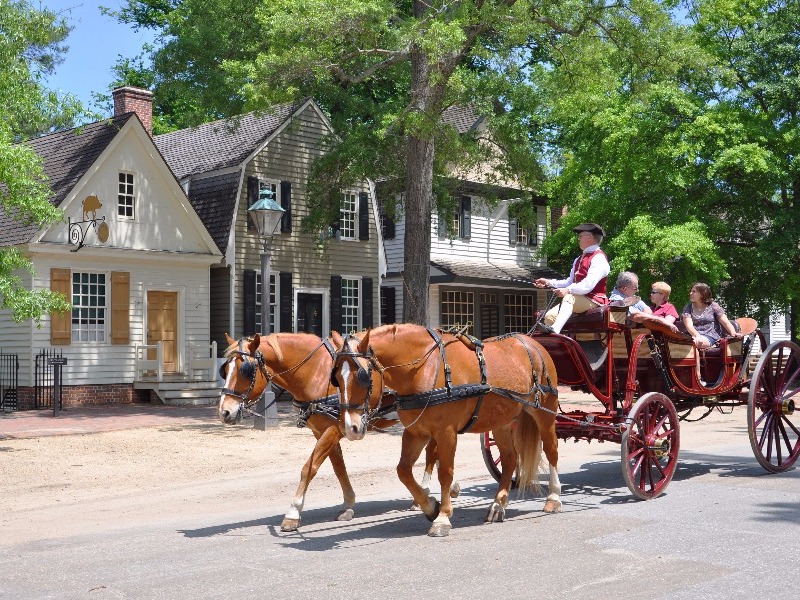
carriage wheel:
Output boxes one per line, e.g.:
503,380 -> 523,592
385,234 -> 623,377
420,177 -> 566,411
621,392 -> 680,500
480,432 -> 518,489
747,341 -> 800,473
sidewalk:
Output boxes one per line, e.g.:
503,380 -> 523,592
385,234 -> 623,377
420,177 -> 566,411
0,386 -> 599,440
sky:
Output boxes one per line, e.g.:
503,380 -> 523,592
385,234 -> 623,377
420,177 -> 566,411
42,1 -> 156,114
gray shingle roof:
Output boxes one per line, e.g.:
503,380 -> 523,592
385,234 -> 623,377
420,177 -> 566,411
430,258 -> 562,285
0,114 -> 134,246
441,105 -> 483,134
153,102 -> 300,180
187,172 -> 241,254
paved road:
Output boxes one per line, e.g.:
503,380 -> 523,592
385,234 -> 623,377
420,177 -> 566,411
1,402 -> 799,599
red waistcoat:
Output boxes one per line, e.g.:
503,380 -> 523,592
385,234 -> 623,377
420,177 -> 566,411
572,249 -> 609,305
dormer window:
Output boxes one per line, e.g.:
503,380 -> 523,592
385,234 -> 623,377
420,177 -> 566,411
118,172 -> 135,218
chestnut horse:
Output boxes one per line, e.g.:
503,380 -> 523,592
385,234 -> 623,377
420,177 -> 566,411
331,324 -> 561,537
217,332 -> 451,531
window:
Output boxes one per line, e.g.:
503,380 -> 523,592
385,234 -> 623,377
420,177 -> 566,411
255,272 -> 277,334
439,196 -> 471,240
118,172 -> 134,218
504,293 -> 534,333
342,277 -> 360,332
340,191 -> 358,240
441,290 -> 475,334
71,272 -> 106,342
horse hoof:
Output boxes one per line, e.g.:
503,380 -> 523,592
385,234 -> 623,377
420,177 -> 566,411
427,522 -> 451,537
424,498 -> 441,522
449,482 -> 461,498
337,508 -> 355,521
280,518 -> 300,532
484,503 -> 505,523
543,499 -> 562,513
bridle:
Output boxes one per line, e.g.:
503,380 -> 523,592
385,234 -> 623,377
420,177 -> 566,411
220,338 -> 270,411
220,336 -> 337,414
331,335 -> 382,421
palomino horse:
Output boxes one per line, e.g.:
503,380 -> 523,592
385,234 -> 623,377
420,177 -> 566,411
217,332 -> 452,531
331,324 -> 561,537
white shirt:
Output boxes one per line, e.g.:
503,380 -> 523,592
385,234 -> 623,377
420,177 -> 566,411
547,244 -> 610,296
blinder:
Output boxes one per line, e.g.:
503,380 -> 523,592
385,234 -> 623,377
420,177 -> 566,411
330,367 -> 340,388
356,365 -> 371,389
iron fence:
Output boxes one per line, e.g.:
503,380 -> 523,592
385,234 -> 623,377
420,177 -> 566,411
0,352 -> 19,411
35,348 -> 64,410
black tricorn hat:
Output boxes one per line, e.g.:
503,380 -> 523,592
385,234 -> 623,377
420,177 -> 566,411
572,222 -> 605,237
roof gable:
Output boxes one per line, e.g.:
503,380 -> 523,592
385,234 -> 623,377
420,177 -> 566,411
0,114 -> 134,246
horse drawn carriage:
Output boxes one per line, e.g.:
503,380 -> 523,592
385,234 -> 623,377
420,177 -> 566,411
481,304 -> 800,499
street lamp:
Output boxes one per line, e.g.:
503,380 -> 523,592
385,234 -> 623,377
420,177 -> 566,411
247,188 -> 285,429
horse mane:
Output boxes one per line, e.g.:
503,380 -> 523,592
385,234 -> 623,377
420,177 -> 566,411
263,334 -> 284,362
223,335 -> 256,358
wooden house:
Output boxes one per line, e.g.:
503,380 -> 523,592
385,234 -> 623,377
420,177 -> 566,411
153,98 -> 381,348
0,87 -> 222,409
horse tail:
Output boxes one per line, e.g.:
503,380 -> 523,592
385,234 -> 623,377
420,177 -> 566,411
513,410 -> 543,495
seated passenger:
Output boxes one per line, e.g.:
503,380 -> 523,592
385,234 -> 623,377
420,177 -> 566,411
681,282 -> 741,348
609,271 -> 652,315
534,223 -> 609,334
631,280 -> 679,333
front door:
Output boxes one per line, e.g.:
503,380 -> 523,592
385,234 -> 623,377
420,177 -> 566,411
147,291 -> 178,373
297,293 -> 323,337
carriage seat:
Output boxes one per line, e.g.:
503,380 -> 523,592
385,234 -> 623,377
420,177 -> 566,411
558,305 -> 628,333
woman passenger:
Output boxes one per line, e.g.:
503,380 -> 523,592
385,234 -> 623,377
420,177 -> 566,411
681,282 -> 740,348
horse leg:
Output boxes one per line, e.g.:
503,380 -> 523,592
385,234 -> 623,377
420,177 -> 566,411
410,439 -> 437,510
396,430 -> 440,524
428,428 -> 458,537
280,423 -> 351,531
485,423 -> 516,524
539,419 -> 562,513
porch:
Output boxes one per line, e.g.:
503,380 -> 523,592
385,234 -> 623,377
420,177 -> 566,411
133,341 -> 221,405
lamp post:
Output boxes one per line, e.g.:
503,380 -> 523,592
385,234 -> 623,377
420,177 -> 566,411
247,188 -> 285,429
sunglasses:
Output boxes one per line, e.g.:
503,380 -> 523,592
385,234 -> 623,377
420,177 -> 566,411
650,290 -> 661,294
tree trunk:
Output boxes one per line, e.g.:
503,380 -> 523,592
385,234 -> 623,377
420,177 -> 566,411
403,134 -> 434,324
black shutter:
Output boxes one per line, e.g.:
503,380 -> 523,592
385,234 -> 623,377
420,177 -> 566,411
280,180 -> 292,233
243,269 -> 256,335
361,277 -> 373,328
330,275 -> 342,333
279,271 -> 292,332
509,219 -> 518,246
438,208 -> 447,238
381,286 -> 396,325
247,176 -> 260,231
460,196 -> 471,239
359,191 -> 370,241
380,201 -> 396,239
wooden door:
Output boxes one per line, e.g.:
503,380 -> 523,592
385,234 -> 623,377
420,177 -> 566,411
147,291 -> 178,373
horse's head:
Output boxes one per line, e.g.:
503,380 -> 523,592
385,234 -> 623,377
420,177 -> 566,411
331,330 -> 382,441
218,333 -> 270,425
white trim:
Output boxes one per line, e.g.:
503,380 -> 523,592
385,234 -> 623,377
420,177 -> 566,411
368,179 -> 387,278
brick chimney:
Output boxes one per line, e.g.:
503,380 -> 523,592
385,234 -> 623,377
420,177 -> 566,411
112,86 -> 153,136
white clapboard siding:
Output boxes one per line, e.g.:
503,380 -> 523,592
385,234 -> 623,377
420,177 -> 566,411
23,253 -> 211,387
231,105 -> 380,337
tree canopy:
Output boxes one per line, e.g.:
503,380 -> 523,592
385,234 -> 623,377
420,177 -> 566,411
110,0 -> 799,339
0,1 -> 79,323
540,0 -> 799,338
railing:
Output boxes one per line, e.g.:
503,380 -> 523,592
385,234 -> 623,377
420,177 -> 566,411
189,341 -> 217,380
134,342 -> 163,381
